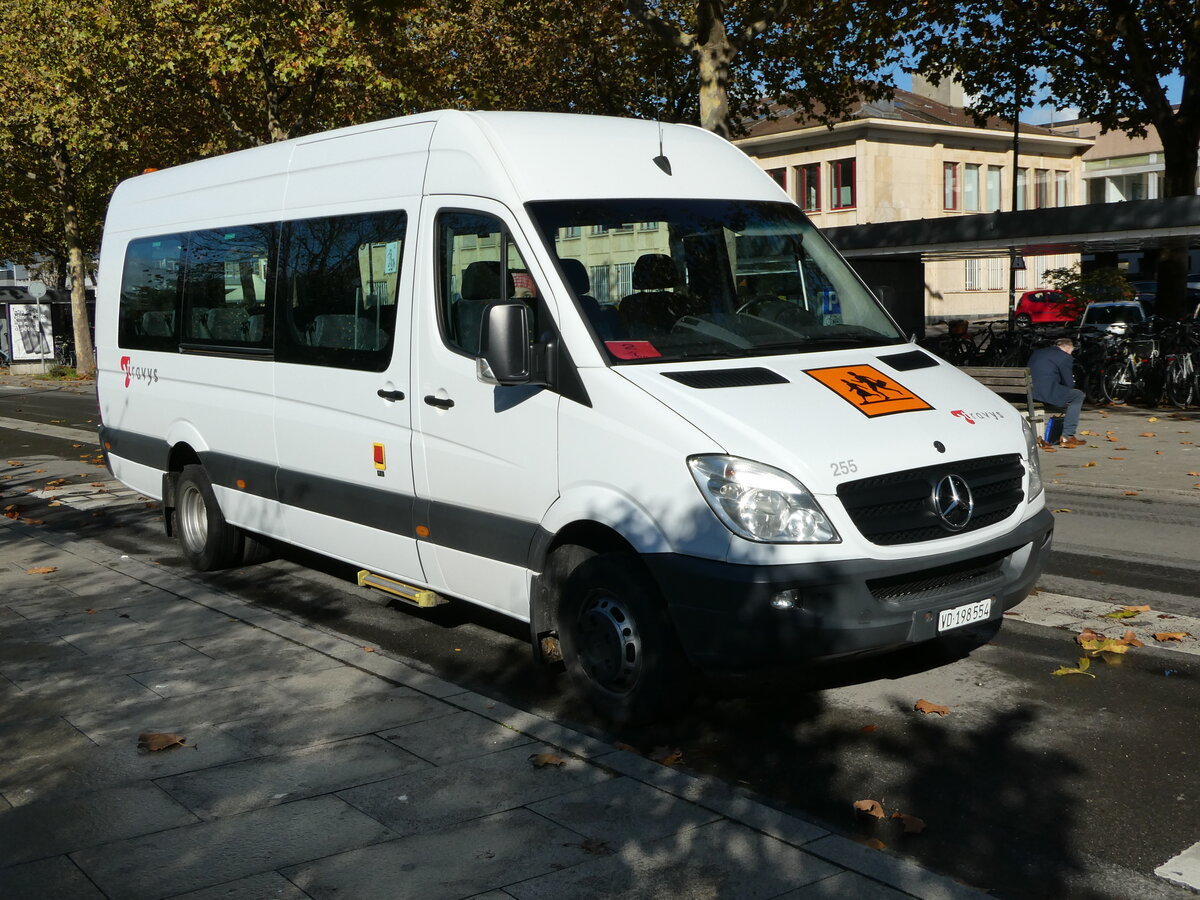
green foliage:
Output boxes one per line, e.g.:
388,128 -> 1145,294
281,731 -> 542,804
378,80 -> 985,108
1043,265 -> 1134,304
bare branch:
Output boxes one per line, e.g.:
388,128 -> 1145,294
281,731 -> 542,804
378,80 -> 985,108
625,0 -> 696,52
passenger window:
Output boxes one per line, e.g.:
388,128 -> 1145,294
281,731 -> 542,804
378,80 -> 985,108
118,235 -> 185,351
276,211 -> 407,371
182,225 -> 277,347
438,211 -> 539,356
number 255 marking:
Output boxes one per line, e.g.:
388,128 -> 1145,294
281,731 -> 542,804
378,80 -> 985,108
830,459 -> 858,476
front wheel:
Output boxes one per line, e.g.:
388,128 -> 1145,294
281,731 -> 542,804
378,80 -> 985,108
1014,313 -> 1032,328
1100,359 -> 1135,404
174,465 -> 245,570
558,553 -> 690,724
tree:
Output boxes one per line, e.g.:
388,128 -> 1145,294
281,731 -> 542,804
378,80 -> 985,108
141,0 -> 415,149
355,1 -> 698,124
912,1 -> 1199,317
0,0 -> 150,374
624,0 -> 908,138
1044,264 -> 1134,303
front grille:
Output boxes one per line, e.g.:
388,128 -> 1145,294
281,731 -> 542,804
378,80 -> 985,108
867,548 -> 1011,605
837,454 -> 1025,545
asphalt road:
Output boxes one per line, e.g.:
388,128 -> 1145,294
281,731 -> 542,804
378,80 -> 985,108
3,380 -> 1199,900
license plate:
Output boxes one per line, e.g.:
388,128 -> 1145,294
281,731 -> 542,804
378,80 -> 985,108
937,598 -> 993,632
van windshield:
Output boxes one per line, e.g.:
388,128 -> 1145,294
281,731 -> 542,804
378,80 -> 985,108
527,199 -> 904,363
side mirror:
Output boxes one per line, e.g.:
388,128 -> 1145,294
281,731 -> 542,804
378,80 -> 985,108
478,301 -> 531,385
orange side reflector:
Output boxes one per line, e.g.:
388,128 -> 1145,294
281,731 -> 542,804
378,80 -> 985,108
415,525 -> 430,538
236,479 -> 246,489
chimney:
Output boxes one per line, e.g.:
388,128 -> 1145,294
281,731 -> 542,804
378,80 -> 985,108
912,73 -> 965,109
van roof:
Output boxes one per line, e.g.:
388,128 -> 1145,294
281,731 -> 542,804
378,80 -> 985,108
105,111 -> 783,236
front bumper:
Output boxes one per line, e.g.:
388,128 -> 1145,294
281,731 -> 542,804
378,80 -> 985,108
644,508 -> 1054,671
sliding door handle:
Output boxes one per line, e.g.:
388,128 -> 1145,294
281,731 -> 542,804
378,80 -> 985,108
377,389 -> 406,402
423,395 -> 455,410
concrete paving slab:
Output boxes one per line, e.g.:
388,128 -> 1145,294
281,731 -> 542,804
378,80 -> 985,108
166,870 -> 312,900
5,584 -> 185,620
0,633 -> 84,667
2,639 -> 212,688
452,691 -> 614,758
156,734 -> 431,819
3,672 -> 165,720
505,818 -> 842,900
66,679 -> 307,744
267,663 -> 405,706
803,834 -> 985,899
217,687 -> 457,755
528,776 -> 723,844
71,795 -> 394,900
0,714 -> 94,764
128,650 -> 345,699
0,855 -> 108,900
380,708 -> 536,764
336,742 -> 612,839
282,808 -> 590,900
0,724 -> 255,807
777,870 -> 917,898
61,610 -> 243,655
0,783 -> 197,867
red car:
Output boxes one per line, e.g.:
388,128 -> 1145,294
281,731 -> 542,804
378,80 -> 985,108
1014,289 -> 1084,326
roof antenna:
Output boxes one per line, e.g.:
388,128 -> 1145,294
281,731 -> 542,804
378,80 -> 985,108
653,77 -> 672,175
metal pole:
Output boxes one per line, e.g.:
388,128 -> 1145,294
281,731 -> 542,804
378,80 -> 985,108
1008,75 -> 1022,329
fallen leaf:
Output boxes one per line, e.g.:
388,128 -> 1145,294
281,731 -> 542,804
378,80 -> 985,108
1079,430 -> 1095,436
1116,446 -> 1130,450
1106,435 -> 1119,442
1147,417 -> 1159,423
6,460 -> 25,466
853,799 -> 886,819
3,505 -> 19,519
1153,633 -> 1191,642
1119,630 -> 1145,648
25,566 -> 56,575
864,838 -> 887,850
45,478 -> 68,486
90,482 -> 105,487
137,732 -> 186,751
1108,457 -> 1125,460
1052,508 -> 1072,514
1080,637 -> 1130,655
861,724 -> 877,733
1082,461 -> 1097,468
613,742 -> 640,754
21,518 -> 45,525
1076,627 -> 1105,645
1158,614 -> 1177,619
914,699 -> 950,716
1122,491 -> 1138,496
1188,472 -> 1200,477
362,647 -> 375,652
529,751 -> 568,768
1123,605 -> 1152,612
650,746 -> 684,766
891,812 -> 927,834
1140,432 -> 1156,438
1052,658 -> 1095,677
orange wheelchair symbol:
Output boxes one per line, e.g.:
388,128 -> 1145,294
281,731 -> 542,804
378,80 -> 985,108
805,364 -> 933,417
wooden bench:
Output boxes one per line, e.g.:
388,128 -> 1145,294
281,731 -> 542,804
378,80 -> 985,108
957,366 -> 1065,427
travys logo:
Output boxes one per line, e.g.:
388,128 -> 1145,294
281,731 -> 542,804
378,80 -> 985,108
804,364 -> 932,418
120,356 -> 159,388
951,409 -> 1006,425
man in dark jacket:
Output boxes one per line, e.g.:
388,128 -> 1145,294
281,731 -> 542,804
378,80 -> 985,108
1029,337 -> 1085,448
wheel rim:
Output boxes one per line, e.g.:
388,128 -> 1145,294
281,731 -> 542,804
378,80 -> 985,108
575,591 -> 642,695
177,483 -> 209,554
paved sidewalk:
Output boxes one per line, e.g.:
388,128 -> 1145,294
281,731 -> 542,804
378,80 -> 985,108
0,517 -> 983,900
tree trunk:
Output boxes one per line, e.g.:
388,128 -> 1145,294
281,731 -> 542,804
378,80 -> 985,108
51,143 -> 96,375
695,1 -> 735,140
1153,124 -> 1199,319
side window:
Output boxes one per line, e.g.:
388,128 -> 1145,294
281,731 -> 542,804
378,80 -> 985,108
181,224 -> 277,348
438,211 -> 539,356
276,210 -> 407,371
118,235 -> 184,351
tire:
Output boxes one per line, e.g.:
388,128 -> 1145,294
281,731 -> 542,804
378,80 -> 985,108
558,552 -> 689,724
1100,359 -> 1135,404
174,465 -> 245,571
1015,313 -> 1032,328
1166,359 -> 1194,408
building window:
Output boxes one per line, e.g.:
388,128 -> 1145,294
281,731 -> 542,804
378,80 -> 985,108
615,261 -> 634,299
1035,169 -> 1050,208
561,226 -> 580,239
767,168 -> 787,191
1055,171 -> 1070,207
831,158 -> 855,209
1016,168 -> 1029,210
965,258 -> 981,291
798,163 -> 820,211
964,164 -> 980,212
987,165 -> 1003,211
590,264 -> 611,304
943,163 -> 960,210
988,257 -> 1005,291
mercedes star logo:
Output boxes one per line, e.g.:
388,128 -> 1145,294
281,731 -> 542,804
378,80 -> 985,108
932,474 -> 974,530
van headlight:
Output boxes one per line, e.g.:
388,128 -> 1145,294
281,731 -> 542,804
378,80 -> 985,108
687,455 -> 839,543
1022,419 -> 1044,500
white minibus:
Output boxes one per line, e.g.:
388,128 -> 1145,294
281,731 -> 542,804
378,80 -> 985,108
96,111 -> 1052,721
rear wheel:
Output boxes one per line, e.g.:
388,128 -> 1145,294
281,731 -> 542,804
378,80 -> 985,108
175,465 -> 245,571
558,553 -> 689,724
1014,313 -> 1032,328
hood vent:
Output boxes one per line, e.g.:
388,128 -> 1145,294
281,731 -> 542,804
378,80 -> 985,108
877,349 -> 940,371
663,367 -> 789,389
